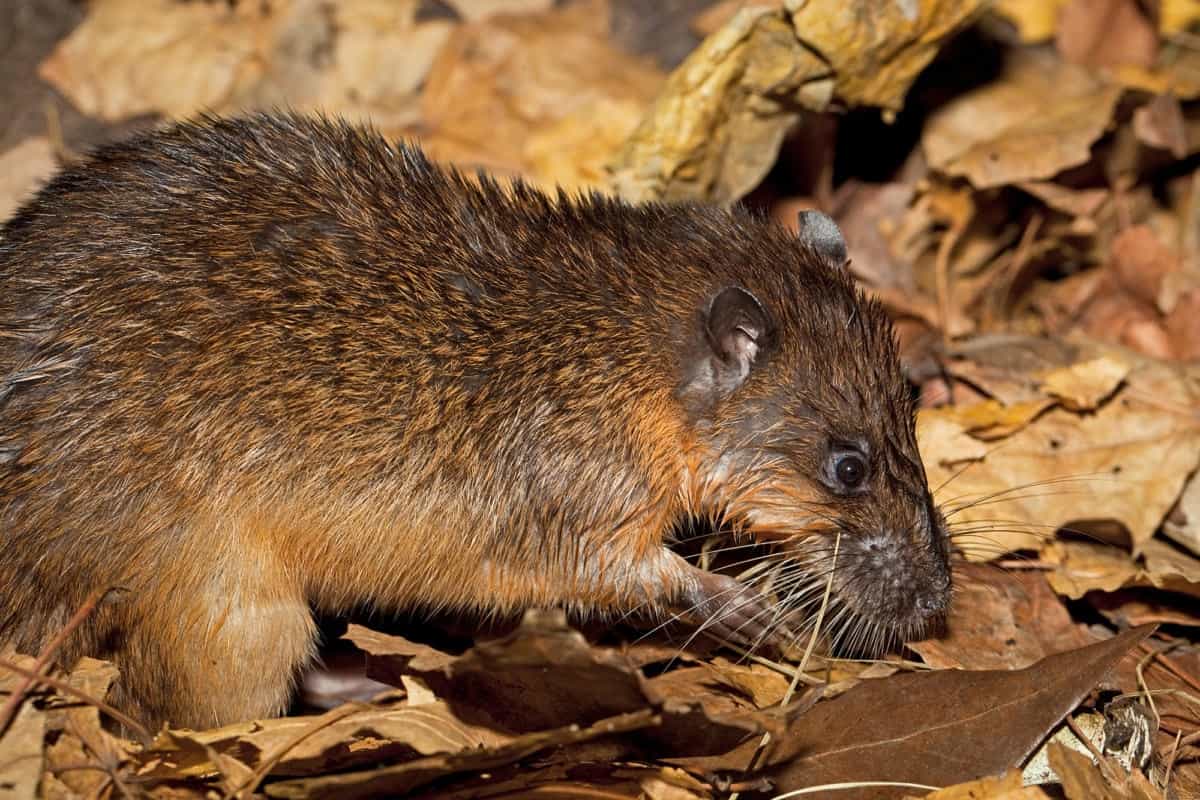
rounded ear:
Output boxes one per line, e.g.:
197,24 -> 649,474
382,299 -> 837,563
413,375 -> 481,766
796,210 -> 848,270
678,287 -> 775,415
705,286 -> 771,377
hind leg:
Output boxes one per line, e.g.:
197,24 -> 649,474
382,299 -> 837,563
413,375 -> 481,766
113,576 -> 317,731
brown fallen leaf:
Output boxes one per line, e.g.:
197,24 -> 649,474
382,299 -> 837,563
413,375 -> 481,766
0,137 -> 58,223
39,0 -> 275,120
1133,94 -> 1191,159
1055,0 -> 1159,71
905,768 -> 1051,799
43,658 -> 132,799
1044,538 -> 1200,600
419,0 -> 662,183
1017,180 -> 1110,220
352,610 -> 771,759
1047,742 -> 1163,800
920,342 -> 1200,556
672,625 -> 1154,799
38,0 -> 453,138
356,609 -> 654,733
137,700 -> 510,783
263,709 -> 658,800
991,0 -> 1069,43
923,49 -> 1122,189
0,654 -> 44,800
909,564 -> 1095,670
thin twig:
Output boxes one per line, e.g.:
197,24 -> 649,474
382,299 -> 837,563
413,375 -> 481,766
0,588 -> 109,739
0,657 -> 150,745
222,702 -> 368,800
1163,730 -> 1182,795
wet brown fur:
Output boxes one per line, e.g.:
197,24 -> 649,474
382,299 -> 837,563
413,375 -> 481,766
0,113 -> 950,729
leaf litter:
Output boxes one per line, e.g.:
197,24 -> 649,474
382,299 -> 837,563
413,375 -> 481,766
3,1 -> 1200,798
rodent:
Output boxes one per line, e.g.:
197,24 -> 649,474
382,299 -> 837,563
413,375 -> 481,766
0,113 -> 952,730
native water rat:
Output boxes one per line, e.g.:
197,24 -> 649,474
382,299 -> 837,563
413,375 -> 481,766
0,114 -> 952,729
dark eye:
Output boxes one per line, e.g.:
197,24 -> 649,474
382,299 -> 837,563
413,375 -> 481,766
835,453 -> 867,488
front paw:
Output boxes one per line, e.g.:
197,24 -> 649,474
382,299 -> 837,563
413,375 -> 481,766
673,568 -> 782,653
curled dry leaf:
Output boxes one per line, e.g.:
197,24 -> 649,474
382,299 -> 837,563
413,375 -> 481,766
351,609 -> 772,758
609,6 -> 816,204
923,49 -> 1122,189
1043,538 -> 1200,600
920,340 -> 1200,556
610,0 -> 984,203
784,0 -> 989,112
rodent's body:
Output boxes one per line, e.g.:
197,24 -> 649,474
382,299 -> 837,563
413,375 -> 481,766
0,115 -> 951,729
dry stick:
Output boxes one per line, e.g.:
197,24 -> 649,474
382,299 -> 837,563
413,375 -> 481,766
1064,714 -> 1124,787
0,657 -> 150,745
0,588 -> 108,739
1138,641 -> 1200,695
1163,730 -> 1183,796
731,533 -> 841,800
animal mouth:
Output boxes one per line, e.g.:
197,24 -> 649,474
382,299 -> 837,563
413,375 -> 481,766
764,532 -> 951,656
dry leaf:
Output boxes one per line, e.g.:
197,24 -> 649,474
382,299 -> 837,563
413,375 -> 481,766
612,0 -> 982,203
992,0 -> 1069,42
39,0 -> 275,120
1164,468 -> 1200,556
909,565 -> 1095,670
1038,354 -> 1130,411
1133,95 -> 1190,159
1018,181 -> 1110,219
264,709 -> 657,799
1043,538 -> 1200,600
1056,0 -> 1158,70
38,0 -> 452,136
921,343 -> 1200,556
0,654 -> 45,800
675,626 -> 1153,800
923,49 -> 1122,189
609,6 -> 817,203
420,0 -> 662,182
785,0 -> 988,112
138,701 -> 509,782
1048,742 -> 1163,800
910,769 -> 1050,799
0,137 -> 58,223
446,0 -> 555,21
